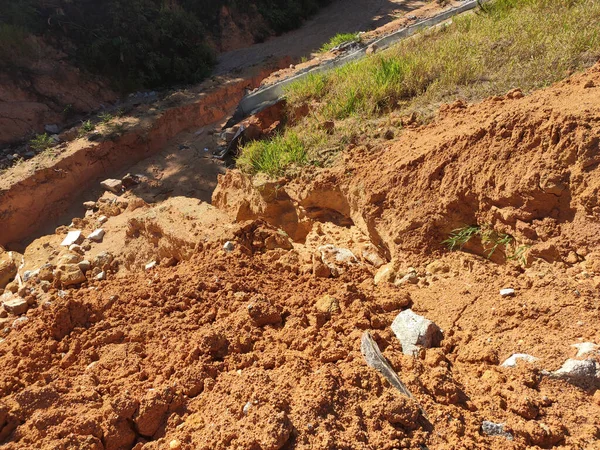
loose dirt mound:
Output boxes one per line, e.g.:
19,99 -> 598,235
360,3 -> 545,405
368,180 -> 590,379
1,64 -> 600,450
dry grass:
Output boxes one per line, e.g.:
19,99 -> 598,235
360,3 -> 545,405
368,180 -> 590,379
238,0 -> 600,175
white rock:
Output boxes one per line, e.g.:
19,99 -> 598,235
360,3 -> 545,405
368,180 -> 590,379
391,309 -> 443,356
98,216 -> 108,224
501,353 -> 537,368
87,229 -> 105,242
100,178 -> 123,194
571,342 -> 598,357
500,288 -> 515,297
552,359 -> 599,380
481,421 -> 513,440
318,244 -> 358,276
61,230 -> 83,247
242,401 -> 252,415
96,271 -> 106,280
223,241 -> 235,252
145,261 -> 157,271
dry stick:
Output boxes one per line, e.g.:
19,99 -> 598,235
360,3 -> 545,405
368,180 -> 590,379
361,331 -> 429,421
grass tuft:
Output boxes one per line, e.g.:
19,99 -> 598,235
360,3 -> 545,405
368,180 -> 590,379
319,32 -> 361,53
237,132 -> 308,176
29,133 -> 54,152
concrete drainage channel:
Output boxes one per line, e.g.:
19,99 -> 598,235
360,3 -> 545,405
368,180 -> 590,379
225,0 -> 490,129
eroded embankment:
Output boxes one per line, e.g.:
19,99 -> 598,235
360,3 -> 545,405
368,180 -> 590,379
214,65 -> 600,267
0,61 -> 288,249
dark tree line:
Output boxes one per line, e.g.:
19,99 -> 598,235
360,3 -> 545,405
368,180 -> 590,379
0,0 -> 331,90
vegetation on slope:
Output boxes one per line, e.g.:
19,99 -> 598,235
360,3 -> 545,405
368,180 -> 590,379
0,0 -> 331,90
238,0 -> 600,175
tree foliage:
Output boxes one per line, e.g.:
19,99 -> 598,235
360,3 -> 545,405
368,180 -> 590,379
0,0 -> 331,91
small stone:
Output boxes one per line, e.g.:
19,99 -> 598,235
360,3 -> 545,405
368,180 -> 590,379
169,440 -> 181,450
145,261 -> 157,271
374,264 -> 395,285
501,353 -> 537,368
38,264 -> 54,281
394,272 -> 418,286
39,281 -> 51,292
312,256 -> 331,278
500,288 -> 515,297
121,173 -> 141,189
2,296 -> 28,315
391,309 -> 443,356
572,342 -> 598,357
242,402 -> 252,415
481,421 -> 513,440
45,124 -> 60,134
98,216 -> 108,224
12,316 -> 29,329
22,270 -> 37,282
584,80 -> 595,88
56,264 -> 86,286
59,253 -> 83,265
83,201 -> 97,210
0,249 -> 18,288
366,43 -> 378,55
92,252 -> 114,270
318,245 -> 358,277
87,229 -> 105,242
315,294 -> 340,315
223,241 -> 235,252
100,178 -> 123,194
60,230 -> 83,247
384,129 -> 394,140
360,243 -> 385,268
78,260 -> 91,272
551,359 -> 599,382
69,244 -> 84,255
426,260 -> 450,274
95,271 -> 106,280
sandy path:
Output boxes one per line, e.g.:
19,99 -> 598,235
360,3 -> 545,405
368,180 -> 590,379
215,0 -> 427,74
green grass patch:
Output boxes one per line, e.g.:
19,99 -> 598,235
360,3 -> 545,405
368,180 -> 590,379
237,132 -> 309,176
78,120 -> 96,137
289,0 -> 600,120
443,224 -> 527,260
319,32 -> 360,53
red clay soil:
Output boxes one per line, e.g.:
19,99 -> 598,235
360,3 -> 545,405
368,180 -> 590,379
1,65 -> 600,450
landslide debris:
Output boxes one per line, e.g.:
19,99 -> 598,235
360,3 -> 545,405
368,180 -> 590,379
1,57 -> 600,450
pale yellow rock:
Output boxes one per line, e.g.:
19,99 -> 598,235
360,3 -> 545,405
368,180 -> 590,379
0,247 -> 19,289
426,260 -> 450,274
56,264 -> 86,286
374,264 -> 395,285
315,294 -> 340,314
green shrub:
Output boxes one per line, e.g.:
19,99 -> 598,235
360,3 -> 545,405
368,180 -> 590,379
29,133 -> 54,151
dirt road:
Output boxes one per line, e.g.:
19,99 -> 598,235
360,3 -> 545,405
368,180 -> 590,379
215,0 -> 427,74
